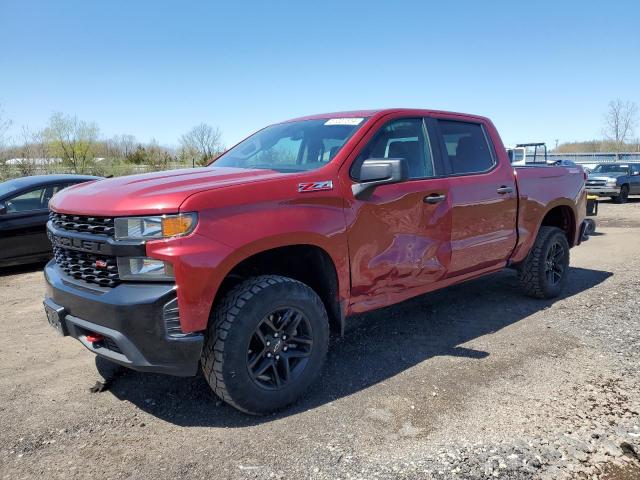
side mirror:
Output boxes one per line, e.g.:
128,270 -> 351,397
0,201 -> 6,215
352,158 -> 409,199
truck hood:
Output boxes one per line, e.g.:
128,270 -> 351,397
50,167 -> 287,216
588,173 -> 625,181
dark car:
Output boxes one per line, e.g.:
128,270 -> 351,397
586,163 -> 640,203
0,174 -> 101,267
547,159 -> 590,173
548,159 -> 578,167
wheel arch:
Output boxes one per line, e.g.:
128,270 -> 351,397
211,242 -> 345,335
539,203 -> 577,246
510,198 -> 580,265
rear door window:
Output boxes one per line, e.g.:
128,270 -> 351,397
438,120 -> 495,175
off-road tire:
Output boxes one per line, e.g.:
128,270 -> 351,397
518,226 -> 570,299
614,185 -> 629,204
201,275 -> 329,415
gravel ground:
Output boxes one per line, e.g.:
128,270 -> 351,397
0,198 -> 639,480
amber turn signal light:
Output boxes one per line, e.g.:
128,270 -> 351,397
161,214 -> 197,238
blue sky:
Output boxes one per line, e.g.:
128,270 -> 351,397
1,0 -> 639,149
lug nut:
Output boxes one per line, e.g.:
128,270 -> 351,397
274,333 -> 279,338
275,355 -> 280,360
266,341 -> 271,346
283,346 -> 288,351
267,352 -> 272,358
282,335 -> 287,340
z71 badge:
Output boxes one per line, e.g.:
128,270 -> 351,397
297,180 -> 333,193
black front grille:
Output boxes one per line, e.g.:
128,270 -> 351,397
50,212 -> 115,236
53,246 -> 120,288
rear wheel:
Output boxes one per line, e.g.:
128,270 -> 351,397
518,226 -> 570,299
613,185 -> 629,204
201,275 -> 329,415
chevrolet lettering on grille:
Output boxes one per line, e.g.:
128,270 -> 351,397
49,234 -> 105,253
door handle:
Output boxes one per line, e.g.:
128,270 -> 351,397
424,194 -> 446,204
496,186 -> 514,194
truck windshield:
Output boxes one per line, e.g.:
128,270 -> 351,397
592,164 -> 629,174
211,118 -> 367,173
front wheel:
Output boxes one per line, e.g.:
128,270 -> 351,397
584,218 -> 596,236
518,226 -> 570,299
201,275 -> 329,415
613,185 -> 629,204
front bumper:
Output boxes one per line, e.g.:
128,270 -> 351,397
44,260 -> 203,376
585,186 -> 620,196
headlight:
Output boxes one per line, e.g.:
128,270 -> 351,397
117,257 -> 174,281
114,213 -> 197,240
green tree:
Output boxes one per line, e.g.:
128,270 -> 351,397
43,112 -> 100,173
127,145 -> 148,165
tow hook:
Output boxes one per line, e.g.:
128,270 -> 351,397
85,333 -> 104,344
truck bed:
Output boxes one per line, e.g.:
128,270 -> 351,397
510,165 -> 586,263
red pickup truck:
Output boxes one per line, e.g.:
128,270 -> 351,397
44,109 -> 587,414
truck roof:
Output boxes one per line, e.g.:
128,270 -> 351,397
282,108 -> 491,124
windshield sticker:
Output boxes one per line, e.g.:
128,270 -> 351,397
324,118 -> 363,126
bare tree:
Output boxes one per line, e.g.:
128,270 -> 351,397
602,99 -> 638,151
16,126 -> 52,176
179,123 -> 223,166
43,112 -> 100,173
0,104 -> 12,151
104,134 -> 138,160
118,134 -> 137,158
0,105 -> 11,179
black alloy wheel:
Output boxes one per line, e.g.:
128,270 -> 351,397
518,226 -> 571,299
201,275 -> 329,414
544,240 -> 566,286
247,307 -> 314,390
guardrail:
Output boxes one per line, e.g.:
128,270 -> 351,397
547,153 -> 640,164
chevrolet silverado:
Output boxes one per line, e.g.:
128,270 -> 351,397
43,109 -> 587,414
